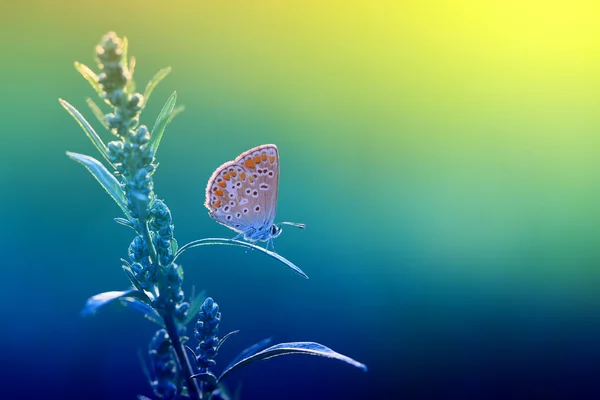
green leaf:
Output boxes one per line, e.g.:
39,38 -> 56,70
82,289 -> 151,316
218,342 -> 367,383
85,98 -> 108,129
170,237 -> 179,255
122,37 -> 129,70
149,91 -> 182,154
66,152 -> 129,217
174,238 -> 308,279
143,67 -> 172,110
59,99 -> 113,166
126,56 -> 136,93
74,62 -> 104,98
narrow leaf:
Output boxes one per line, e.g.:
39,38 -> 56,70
182,288 -> 207,326
122,264 -> 146,294
59,99 -> 113,166
119,297 -> 163,326
175,238 -> 308,279
86,98 -> 108,129
126,56 -> 137,93
216,330 -> 240,353
190,372 -> 218,385
143,67 -> 172,109
82,289 -> 150,316
149,92 -> 179,154
122,37 -> 129,70
74,62 -> 104,98
218,342 -> 367,383
114,217 -> 135,230
223,337 -> 272,373
66,152 -> 129,217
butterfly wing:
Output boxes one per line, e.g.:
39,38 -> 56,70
205,144 -> 280,240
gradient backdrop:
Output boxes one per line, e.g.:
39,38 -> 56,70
1,1 -> 600,399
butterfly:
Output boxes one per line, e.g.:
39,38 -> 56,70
205,144 -> 304,249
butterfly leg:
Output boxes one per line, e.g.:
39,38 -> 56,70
231,232 -> 244,241
266,237 -> 276,252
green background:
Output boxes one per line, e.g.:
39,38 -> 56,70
1,1 -> 600,398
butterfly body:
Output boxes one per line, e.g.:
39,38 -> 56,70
205,144 -> 284,243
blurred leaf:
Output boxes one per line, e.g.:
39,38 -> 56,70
143,67 -> 172,110
182,288 -> 207,326
82,289 -> 151,316
59,99 -> 113,166
127,56 -> 136,93
190,371 -> 218,386
66,152 -> 129,217
216,330 -> 240,353
170,238 -> 179,256
175,238 -> 308,279
119,297 -> 163,326
223,337 -> 272,373
149,92 -> 184,155
122,264 -> 145,293
114,217 -> 135,230
122,37 -> 129,70
86,98 -> 108,129
74,62 -> 104,98
219,342 -> 367,383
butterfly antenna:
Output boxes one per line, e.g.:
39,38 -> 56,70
280,222 -> 306,229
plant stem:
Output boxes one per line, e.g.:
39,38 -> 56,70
141,220 -> 158,263
163,312 -> 202,400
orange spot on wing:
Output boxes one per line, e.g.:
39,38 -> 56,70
269,155 -> 276,163
245,159 -> 255,168
253,155 -> 261,163
249,176 -> 254,183
223,173 -> 230,180
217,181 -> 226,188
230,171 -> 237,177
215,189 -> 224,197
262,153 -> 268,161
240,172 -> 246,180
213,199 -> 221,208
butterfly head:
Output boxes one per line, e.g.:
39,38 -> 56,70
270,224 -> 282,239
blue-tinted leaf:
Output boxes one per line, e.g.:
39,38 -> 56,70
114,217 -> 135,229
142,67 -> 172,110
182,288 -> 207,326
216,330 -> 240,352
85,98 -> 108,129
119,297 -> 163,326
190,371 -> 217,385
66,152 -> 129,217
175,238 -> 308,279
219,342 -> 367,383
73,62 -> 104,98
59,99 -> 113,166
122,264 -> 145,293
223,337 -> 272,374
82,289 -> 150,316
149,92 -> 184,154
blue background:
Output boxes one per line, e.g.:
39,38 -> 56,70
1,1 -> 600,399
